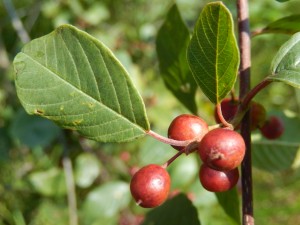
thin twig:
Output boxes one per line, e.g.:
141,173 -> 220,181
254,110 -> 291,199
237,0 -> 254,225
61,133 -> 78,225
3,0 -> 30,43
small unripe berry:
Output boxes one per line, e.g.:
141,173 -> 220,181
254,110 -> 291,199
250,101 -> 267,130
198,128 -> 245,171
260,116 -> 284,139
130,164 -> 170,208
214,98 -> 239,123
168,114 -> 208,150
199,164 -> 239,192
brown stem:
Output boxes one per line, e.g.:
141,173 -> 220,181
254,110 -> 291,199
230,79 -> 271,128
161,142 -> 199,169
161,149 -> 185,169
240,79 -> 271,110
237,0 -> 254,225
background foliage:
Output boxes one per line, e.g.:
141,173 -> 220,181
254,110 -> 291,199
1,0 -> 300,224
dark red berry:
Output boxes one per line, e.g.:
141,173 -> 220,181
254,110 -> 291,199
199,164 -> 239,192
198,128 -> 245,171
250,101 -> 267,130
168,114 -> 208,150
130,164 -> 170,208
214,98 -> 239,124
260,116 -> 284,139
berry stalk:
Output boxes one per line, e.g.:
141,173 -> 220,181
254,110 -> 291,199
146,130 -> 192,147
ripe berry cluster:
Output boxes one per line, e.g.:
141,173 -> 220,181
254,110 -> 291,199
215,98 -> 284,139
130,98 -> 284,208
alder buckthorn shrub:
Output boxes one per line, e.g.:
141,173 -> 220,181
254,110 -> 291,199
130,164 -> 170,208
199,164 -> 239,192
250,101 -> 267,130
168,114 -> 208,150
198,128 -> 245,171
260,116 -> 284,139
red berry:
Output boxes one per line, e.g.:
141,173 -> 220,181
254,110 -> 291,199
198,128 -> 245,171
214,98 -> 239,123
250,101 -> 266,130
260,116 -> 284,139
199,164 -> 239,192
130,164 -> 170,208
168,114 -> 208,150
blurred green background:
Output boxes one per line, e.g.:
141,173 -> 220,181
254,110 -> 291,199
1,0 -> 300,224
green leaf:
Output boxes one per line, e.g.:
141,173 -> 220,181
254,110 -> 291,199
276,0 -> 290,2
13,24 -> 149,143
82,181 -> 130,222
252,141 -> 299,172
169,155 -> 198,189
142,193 -> 201,225
28,168 -> 66,196
31,201 -> 68,225
187,2 -> 239,104
252,111 -> 300,172
75,153 -> 101,188
254,15 -> 300,36
9,109 -> 60,148
268,32 -> 300,88
215,188 -> 241,225
156,4 -> 197,114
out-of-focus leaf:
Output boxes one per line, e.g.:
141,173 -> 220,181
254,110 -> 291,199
13,24 -> 149,143
142,193 -> 201,225
156,4 -> 197,114
30,201 -> 68,225
10,109 -> 60,148
276,0 -> 290,2
28,168 -> 66,196
81,3 -> 110,26
75,153 -> 101,188
82,181 -> 130,223
268,32 -> 300,88
169,155 -> 198,189
0,128 -> 11,161
252,111 -> 300,172
253,15 -> 300,36
139,136 -> 174,166
187,2 -> 239,104
215,188 -> 241,225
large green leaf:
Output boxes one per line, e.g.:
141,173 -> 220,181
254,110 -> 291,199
187,2 -> 239,104
156,4 -> 197,114
253,15 -> 300,36
268,32 -> 300,88
215,188 -> 240,225
252,111 -> 300,172
142,193 -> 201,225
13,24 -> 149,143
